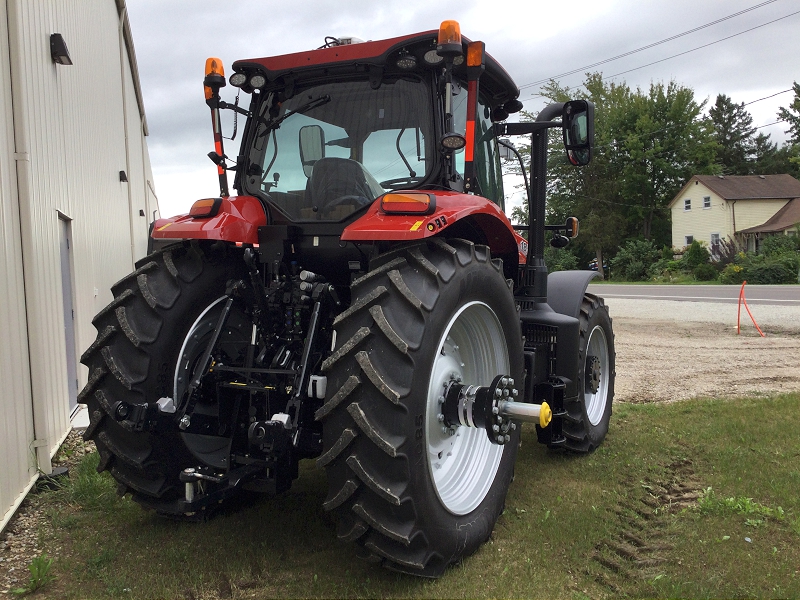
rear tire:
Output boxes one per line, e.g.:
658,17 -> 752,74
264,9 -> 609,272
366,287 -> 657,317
78,241 -> 248,503
317,238 -> 523,577
563,293 -> 615,452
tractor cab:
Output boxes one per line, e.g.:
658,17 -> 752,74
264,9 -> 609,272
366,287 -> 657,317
226,22 -> 523,222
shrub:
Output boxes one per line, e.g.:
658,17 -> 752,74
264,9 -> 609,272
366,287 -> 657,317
746,252 -> 799,284
746,259 -> 797,284
693,263 -> 718,281
723,251 -> 800,284
610,239 -> 659,281
544,246 -> 579,272
719,264 -> 745,285
715,236 -> 744,268
761,234 -> 799,256
681,240 -> 710,269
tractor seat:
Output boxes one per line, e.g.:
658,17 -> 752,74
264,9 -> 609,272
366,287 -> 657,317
306,157 -> 379,218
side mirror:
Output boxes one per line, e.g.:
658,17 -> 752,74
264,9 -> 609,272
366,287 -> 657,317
562,100 -> 594,166
299,125 -> 325,177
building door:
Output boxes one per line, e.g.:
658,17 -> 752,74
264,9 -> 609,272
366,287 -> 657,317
59,216 -> 78,415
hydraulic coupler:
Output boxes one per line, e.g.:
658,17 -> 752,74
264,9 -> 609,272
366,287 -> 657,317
441,375 -> 552,445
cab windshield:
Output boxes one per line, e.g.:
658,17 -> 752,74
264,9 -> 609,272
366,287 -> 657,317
245,77 -> 434,221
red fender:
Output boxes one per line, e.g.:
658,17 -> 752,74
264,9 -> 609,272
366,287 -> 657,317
342,191 -> 529,264
151,196 -> 266,245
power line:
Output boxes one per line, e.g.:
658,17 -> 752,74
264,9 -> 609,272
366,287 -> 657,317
603,9 -> 800,80
743,88 -> 793,106
519,0 -> 779,90
517,12 -> 799,107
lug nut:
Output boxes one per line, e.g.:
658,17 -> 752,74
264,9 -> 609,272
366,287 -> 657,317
501,377 -> 508,387
437,414 -> 445,422
492,406 -> 499,415
493,424 -> 500,432
505,435 -> 511,442
495,388 -> 502,397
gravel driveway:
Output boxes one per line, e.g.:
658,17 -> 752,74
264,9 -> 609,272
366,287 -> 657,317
607,297 -> 800,403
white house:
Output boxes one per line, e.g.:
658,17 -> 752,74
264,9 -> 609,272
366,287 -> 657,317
669,174 -> 800,254
1,0 -> 157,532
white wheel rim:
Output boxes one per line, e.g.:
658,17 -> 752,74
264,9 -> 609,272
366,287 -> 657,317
585,324 -> 610,426
426,301 -> 508,516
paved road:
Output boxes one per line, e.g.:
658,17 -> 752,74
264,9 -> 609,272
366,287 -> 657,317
588,283 -> 800,306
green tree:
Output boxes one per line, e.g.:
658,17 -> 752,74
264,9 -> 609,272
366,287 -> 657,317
505,75 -> 716,278
708,94 -> 756,175
617,80 -> 717,242
777,81 -> 800,145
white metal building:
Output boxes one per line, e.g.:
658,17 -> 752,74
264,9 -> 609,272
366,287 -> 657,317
1,0 -> 157,532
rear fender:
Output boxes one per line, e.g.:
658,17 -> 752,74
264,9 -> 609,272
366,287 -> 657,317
151,196 -> 267,245
547,270 -> 599,318
342,191 -> 527,264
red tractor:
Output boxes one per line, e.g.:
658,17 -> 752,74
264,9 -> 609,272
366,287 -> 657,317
79,21 -> 614,577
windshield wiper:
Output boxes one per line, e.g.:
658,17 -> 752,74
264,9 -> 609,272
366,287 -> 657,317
261,94 -> 331,133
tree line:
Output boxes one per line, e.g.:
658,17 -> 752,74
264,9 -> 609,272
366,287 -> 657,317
507,76 -> 800,278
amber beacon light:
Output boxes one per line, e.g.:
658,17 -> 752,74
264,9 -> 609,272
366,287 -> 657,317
437,20 -> 462,56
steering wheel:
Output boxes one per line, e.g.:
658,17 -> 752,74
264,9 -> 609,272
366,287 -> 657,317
379,176 -> 424,189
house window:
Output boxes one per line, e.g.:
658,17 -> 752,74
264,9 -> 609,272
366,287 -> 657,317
710,233 -> 720,257
684,198 -> 691,211
703,196 -> 711,209
685,235 -> 694,246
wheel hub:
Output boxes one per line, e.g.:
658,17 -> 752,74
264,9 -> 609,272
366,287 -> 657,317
586,355 -> 601,394
441,375 -> 518,445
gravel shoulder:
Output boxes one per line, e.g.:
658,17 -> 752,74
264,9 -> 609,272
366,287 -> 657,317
607,298 -> 800,404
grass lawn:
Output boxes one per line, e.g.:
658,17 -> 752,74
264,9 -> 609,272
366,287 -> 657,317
23,393 -> 800,599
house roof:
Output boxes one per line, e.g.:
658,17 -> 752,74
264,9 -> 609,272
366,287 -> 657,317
739,197 -> 800,234
691,174 -> 800,200
669,174 -> 800,208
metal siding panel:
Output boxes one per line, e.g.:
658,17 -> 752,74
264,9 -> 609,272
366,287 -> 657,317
15,0 -> 72,462
3,0 -> 155,531
0,0 -> 37,533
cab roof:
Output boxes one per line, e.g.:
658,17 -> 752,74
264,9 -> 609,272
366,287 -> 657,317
232,29 -> 520,106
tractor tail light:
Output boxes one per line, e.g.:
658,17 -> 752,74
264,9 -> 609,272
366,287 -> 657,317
190,197 -> 222,219
380,192 -> 435,215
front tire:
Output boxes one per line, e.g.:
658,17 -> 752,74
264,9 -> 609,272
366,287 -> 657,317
563,293 -> 615,452
317,239 -> 523,577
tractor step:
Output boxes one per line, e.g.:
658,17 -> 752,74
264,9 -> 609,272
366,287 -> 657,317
534,377 -> 568,447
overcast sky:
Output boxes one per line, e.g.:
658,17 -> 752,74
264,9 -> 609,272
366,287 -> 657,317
125,0 -> 800,218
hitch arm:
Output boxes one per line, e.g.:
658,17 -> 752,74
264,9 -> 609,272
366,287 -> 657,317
177,280 -> 244,429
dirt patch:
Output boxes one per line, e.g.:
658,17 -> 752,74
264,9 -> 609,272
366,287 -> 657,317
613,317 -> 800,404
589,458 -> 703,594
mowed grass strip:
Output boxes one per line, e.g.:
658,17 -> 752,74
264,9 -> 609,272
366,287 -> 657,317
28,393 -> 800,599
